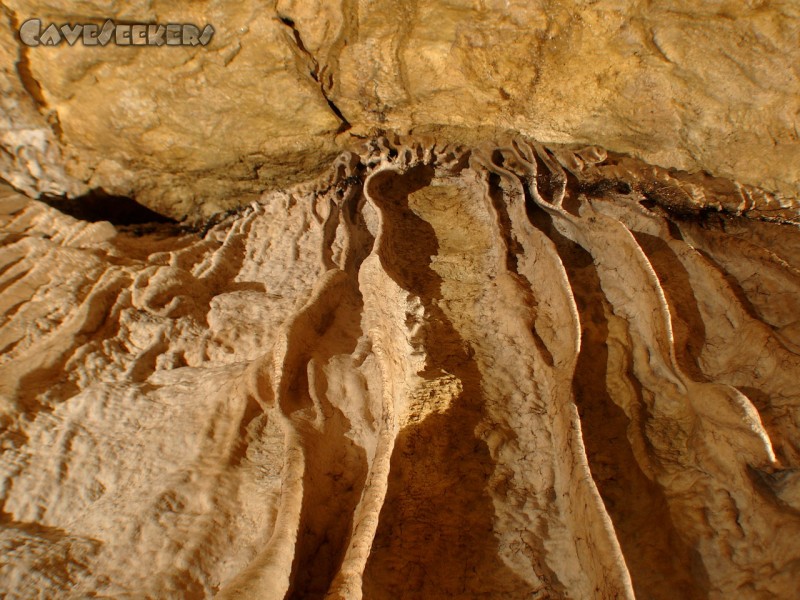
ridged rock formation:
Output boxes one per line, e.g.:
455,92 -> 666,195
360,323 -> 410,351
1,138 -> 799,598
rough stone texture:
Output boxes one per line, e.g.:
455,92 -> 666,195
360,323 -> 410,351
1,1 -> 800,219
1,138 -> 799,598
2,0 -> 800,597
0,0 -> 345,219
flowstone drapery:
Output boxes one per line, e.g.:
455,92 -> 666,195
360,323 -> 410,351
1,138 -> 799,599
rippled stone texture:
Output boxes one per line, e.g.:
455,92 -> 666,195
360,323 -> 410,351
1,1 -> 799,219
1,138 -> 798,598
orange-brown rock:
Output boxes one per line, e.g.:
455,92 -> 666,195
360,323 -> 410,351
1,1 -> 799,220
1,138 -> 799,598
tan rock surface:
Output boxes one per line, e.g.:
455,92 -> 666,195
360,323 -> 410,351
1,1 -> 799,219
1,138 -> 799,598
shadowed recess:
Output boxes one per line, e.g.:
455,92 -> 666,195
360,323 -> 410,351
524,199 -> 711,599
40,188 -> 177,226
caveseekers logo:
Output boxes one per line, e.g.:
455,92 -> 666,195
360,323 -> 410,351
19,19 -> 215,47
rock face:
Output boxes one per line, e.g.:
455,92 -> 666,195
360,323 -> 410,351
1,138 -> 799,598
1,1 -> 800,219
2,1 -> 800,597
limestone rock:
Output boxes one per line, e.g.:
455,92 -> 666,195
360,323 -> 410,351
1,1 -> 799,219
1,0 -> 345,219
1,138 -> 799,598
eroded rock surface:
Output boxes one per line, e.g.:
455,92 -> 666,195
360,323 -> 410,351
1,1 -> 799,219
1,138 -> 799,598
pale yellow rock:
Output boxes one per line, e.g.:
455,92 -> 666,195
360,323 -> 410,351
2,0 -> 344,218
1,1 -> 800,597
0,1 -> 798,219
1,138 -> 799,598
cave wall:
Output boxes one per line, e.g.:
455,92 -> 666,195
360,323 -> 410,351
1,0 -> 799,219
2,2 -> 800,599
1,138 -> 800,598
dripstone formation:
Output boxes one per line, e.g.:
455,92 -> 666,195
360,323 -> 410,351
1,137 -> 799,599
